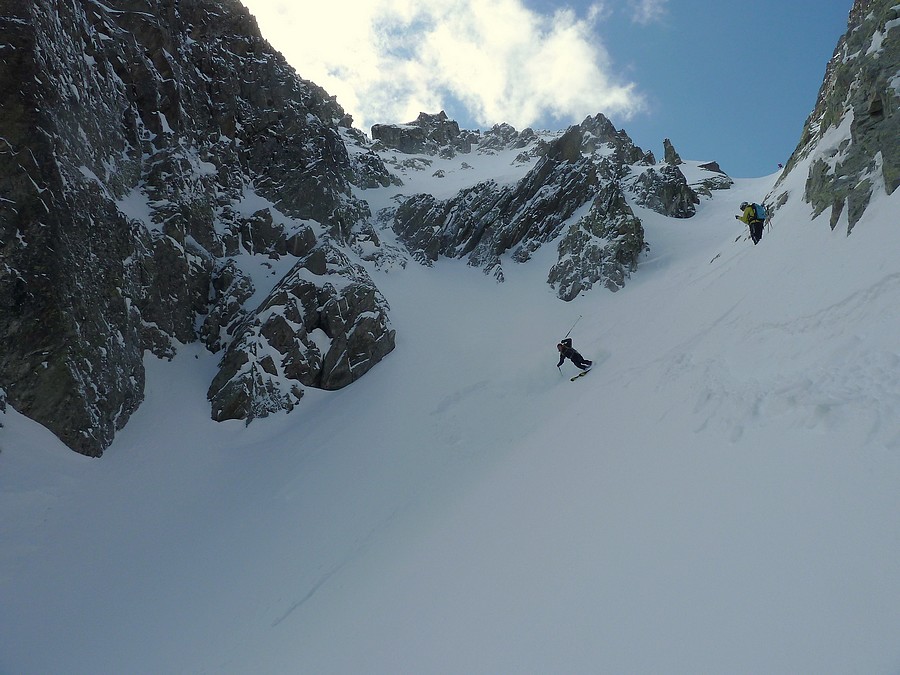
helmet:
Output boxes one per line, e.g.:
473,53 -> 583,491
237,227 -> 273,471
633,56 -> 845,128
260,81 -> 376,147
740,202 -> 749,209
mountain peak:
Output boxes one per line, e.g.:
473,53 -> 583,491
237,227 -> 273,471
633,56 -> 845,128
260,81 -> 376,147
777,0 -> 899,232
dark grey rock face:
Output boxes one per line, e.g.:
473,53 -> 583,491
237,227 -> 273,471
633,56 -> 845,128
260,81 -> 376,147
0,1 -> 156,454
478,123 -> 537,152
548,182 -> 645,299
4,0 -> 778,457
0,0 -> 395,455
208,244 -> 394,422
778,0 -> 899,232
389,114 -> 650,297
372,111 -> 471,156
627,165 -> 699,218
392,183 -> 503,265
663,138 -> 683,166
691,162 -> 735,197
200,260 -> 256,354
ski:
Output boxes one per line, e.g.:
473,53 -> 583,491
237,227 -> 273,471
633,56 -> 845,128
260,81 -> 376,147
570,370 -> 591,381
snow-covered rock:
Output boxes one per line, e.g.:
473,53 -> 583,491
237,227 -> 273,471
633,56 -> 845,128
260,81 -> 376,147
208,244 -> 394,421
776,0 -> 900,232
626,164 -> 699,218
548,181 -> 645,299
0,0 -> 724,456
371,111 -> 474,157
663,137 -> 684,165
386,114 -> 678,296
0,0 -> 396,455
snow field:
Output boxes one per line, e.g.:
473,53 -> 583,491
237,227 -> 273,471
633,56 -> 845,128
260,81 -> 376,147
2,159 -> 900,672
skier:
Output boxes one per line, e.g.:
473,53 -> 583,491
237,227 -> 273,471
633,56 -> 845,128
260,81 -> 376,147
556,337 -> 592,372
736,201 -> 765,245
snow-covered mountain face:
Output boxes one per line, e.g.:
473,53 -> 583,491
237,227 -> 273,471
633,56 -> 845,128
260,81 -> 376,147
3,2 -> 900,671
0,0 -> 892,458
775,0 -> 899,231
0,0 -> 396,455
362,110 -> 709,298
0,0 -> 726,456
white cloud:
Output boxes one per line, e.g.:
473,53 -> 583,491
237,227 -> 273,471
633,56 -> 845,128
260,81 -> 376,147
627,0 -> 669,25
239,0 -> 644,134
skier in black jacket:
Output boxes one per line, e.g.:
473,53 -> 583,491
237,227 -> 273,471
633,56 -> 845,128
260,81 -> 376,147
556,338 -> 592,371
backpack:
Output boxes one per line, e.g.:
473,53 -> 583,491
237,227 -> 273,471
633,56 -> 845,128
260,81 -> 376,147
752,203 -> 767,221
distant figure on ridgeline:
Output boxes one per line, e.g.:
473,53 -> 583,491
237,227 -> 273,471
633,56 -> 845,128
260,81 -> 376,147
736,201 -> 766,245
556,337 -> 592,372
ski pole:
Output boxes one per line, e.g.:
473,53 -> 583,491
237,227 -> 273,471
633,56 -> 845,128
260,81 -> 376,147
564,315 -> 582,339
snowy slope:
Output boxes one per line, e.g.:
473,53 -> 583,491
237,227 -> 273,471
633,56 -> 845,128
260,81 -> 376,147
2,151 -> 900,673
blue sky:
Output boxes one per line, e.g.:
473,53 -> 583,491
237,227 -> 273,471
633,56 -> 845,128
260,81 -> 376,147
569,0 -> 851,177
241,0 -> 851,178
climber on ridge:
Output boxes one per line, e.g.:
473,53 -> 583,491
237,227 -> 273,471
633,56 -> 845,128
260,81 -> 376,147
736,201 -> 766,245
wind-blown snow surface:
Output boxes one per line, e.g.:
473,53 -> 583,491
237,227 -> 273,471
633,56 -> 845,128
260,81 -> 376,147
2,161 -> 900,673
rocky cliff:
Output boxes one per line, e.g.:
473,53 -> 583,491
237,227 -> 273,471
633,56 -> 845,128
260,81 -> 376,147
776,0 -> 899,232
0,0 -> 395,455
386,113 -> 700,299
0,0 -> 723,457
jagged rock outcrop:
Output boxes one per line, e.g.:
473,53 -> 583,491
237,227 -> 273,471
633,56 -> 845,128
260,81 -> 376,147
699,161 -> 724,173
663,138 -> 683,166
627,164 -> 699,218
208,244 -> 394,421
573,113 -> 648,165
200,260 -> 256,353
477,123 -> 539,153
691,162 -> 735,197
371,111 -> 473,157
777,0 -> 899,232
390,114 -> 650,296
342,127 -> 404,189
548,181 -> 645,299
0,0 -> 396,455
4,0 -> 758,456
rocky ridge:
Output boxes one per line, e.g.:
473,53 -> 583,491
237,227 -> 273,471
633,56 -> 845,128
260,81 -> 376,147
775,0 -> 899,232
377,112 -> 707,298
0,0 -> 395,455
0,0 -> 730,456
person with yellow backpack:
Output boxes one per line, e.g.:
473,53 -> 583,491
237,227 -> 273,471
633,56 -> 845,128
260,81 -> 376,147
736,201 -> 766,244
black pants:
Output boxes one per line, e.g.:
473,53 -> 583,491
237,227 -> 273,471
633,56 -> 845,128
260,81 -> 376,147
750,220 -> 764,244
571,353 -> 592,370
